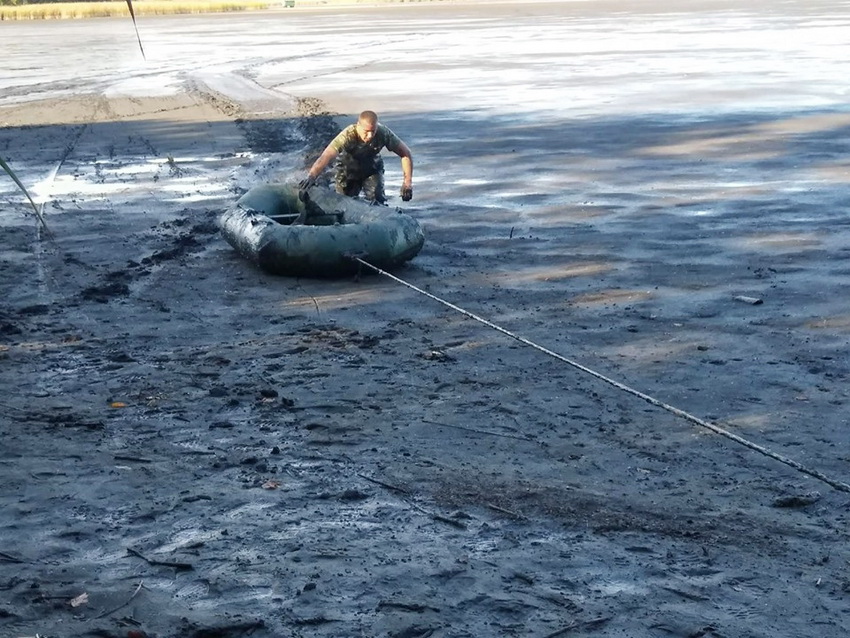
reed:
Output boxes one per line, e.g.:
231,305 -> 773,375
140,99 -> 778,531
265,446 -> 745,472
0,0 -> 274,20
0,158 -> 51,235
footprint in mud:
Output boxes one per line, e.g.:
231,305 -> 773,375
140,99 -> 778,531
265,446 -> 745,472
0,321 -> 22,335
77,216 -> 220,304
79,269 -> 132,303
0,309 -> 29,335
141,235 -> 202,267
140,216 -> 220,266
79,280 -> 131,303
13,407 -> 105,430
18,304 -> 51,316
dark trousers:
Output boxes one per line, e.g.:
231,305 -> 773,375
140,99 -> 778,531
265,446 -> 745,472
334,155 -> 386,204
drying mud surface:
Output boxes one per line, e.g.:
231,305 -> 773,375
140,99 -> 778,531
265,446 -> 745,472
2,2 -> 850,637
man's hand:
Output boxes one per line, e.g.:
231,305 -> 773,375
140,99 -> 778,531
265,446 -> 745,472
298,174 -> 317,191
400,185 -> 413,202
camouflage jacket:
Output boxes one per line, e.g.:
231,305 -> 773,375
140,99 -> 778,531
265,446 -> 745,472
329,123 -> 404,163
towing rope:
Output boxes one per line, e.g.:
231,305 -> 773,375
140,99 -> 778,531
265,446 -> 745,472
353,257 -> 850,494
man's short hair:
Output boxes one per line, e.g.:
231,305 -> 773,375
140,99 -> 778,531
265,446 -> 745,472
359,110 -> 378,125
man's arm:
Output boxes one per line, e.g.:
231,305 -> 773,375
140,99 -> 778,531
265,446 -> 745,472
307,144 -> 340,180
392,140 -> 414,200
393,141 -> 413,189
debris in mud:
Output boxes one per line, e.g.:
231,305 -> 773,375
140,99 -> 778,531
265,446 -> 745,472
387,624 -> 439,638
0,320 -> 22,335
80,271 -> 133,303
19,304 -> 51,316
126,547 -> 193,572
733,295 -> 764,305
141,235 -> 201,266
177,618 -> 266,637
11,407 -> 105,430
166,154 -> 183,177
69,592 -> 89,608
419,349 -> 455,362
772,491 -> 822,508
79,281 -> 130,303
377,600 -> 442,614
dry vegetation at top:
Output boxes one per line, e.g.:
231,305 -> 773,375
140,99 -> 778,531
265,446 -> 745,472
0,0 -> 459,21
1,0 -> 273,20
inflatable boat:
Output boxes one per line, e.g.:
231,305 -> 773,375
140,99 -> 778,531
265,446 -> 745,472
217,183 -> 425,277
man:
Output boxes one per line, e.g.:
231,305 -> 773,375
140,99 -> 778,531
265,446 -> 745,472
299,110 -> 413,204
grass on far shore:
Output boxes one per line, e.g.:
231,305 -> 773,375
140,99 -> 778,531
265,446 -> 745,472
0,0 -> 276,20
0,0 -> 456,21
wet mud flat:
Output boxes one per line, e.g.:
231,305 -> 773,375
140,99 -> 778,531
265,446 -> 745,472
2,2 -> 850,637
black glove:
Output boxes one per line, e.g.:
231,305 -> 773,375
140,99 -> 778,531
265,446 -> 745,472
298,174 -> 317,191
400,185 -> 413,202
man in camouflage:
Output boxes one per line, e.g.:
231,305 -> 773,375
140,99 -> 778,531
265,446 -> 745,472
300,110 -> 413,204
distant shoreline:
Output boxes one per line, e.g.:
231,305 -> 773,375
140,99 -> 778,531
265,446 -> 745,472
0,0 -> 537,21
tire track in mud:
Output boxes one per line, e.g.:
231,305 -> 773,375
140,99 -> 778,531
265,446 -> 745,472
24,96 -> 108,331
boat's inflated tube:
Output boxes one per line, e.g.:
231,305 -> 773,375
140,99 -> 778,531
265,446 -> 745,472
218,183 -> 425,277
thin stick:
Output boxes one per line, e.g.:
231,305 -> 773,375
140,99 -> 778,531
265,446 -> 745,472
113,455 -> 152,464
486,503 -> 525,519
432,514 -> 467,529
127,547 -> 193,571
377,601 -> 441,613
294,280 -> 322,315
123,0 -> 146,60
94,581 -> 143,619
357,473 -> 466,528
0,156 -> 51,236
0,402 -> 27,413
543,622 -> 577,638
0,550 -> 25,563
356,473 -> 409,494
423,418 -> 534,442
543,617 -> 611,638
408,502 -> 467,530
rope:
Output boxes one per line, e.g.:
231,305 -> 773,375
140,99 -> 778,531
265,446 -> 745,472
353,257 -> 850,494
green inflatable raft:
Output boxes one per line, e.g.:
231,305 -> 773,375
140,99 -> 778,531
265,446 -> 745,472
218,183 -> 425,277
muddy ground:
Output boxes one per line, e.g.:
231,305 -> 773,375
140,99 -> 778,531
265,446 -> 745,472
2,2 -> 850,637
